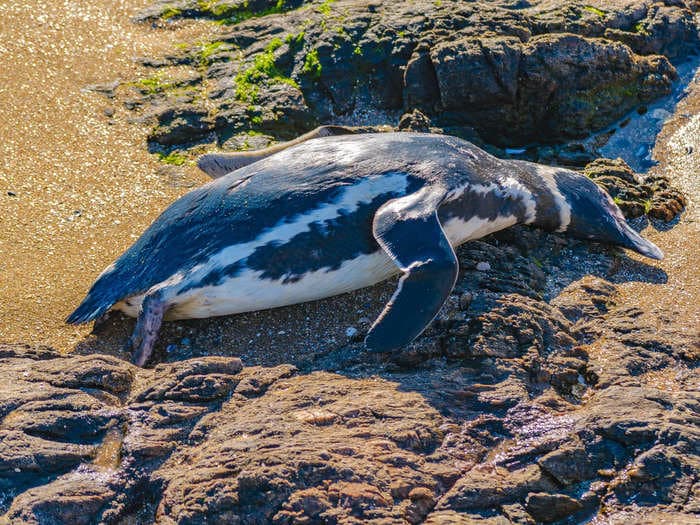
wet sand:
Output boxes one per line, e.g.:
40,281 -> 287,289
616,71 -> 700,351
0,0 -> 208,350
0,0 -> 698,362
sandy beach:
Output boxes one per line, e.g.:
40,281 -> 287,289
0,0 -> 209,351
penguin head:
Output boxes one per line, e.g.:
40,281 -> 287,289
554,171 -> 664,261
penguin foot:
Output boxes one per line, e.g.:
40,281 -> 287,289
127,291 -> 167,367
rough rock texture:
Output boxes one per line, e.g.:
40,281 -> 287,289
108,0 -> 700,154
2,222 -> 697,523
583,157 -> 688,219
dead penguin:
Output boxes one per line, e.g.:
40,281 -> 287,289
67,132 -> 663,365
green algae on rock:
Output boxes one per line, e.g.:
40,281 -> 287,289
133,0 -> 308,24
113,0 -> 698,154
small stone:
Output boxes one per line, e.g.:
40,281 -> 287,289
345,327 -> 358,338
103,107 -> 115,117
397,109 -> 431,133
571,383 -> 586,398
294,409 -> 336,425
649,108 -> 671,120
408,487 -> 433,501
476,262 -> 491,272
502,503 -> 536,525
459,292 -> 473,311
390,481 -> 412,499
526,492 -> 583,522
7,191 -> 16,197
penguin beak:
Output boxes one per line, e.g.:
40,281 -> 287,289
618,222 -> 664,260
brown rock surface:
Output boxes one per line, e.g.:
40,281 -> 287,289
1,261 -> 697,523
584,157 -> 687,219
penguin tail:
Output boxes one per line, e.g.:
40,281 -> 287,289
66,294 -> 114,325
66,265 -> 125,324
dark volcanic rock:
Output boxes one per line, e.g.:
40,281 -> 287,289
525,492 -> 584,522
148,106 -> 215,147
114,0 -> 698,151
431,32 -> 675,143
528,0 -> 699,58
583,157 -> 687,219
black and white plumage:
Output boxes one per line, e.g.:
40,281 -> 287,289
67,132 -> 663,365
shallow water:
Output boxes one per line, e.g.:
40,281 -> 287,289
600,55 -> 700,173
609,61 -> 700,353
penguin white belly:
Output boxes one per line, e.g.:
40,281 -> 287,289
442,214 -> 519,246
177,215 -> 520,318
114,251 -> 399,320
172,251 -> 399,319
113,215 -> 521,319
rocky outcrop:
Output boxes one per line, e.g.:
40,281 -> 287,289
2,222 -> 697,522
583,157 -> 688,219
427,32 -> 675,143
108,0 -> 699,153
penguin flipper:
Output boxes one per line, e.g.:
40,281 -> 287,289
196,152 -> 263,178
197,125 -> 357,178
366,187 -> 458,353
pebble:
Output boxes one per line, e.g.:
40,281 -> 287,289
459,292 -> 473,311
345,326 -> 358,338
650,108 -> 672,120
7,191 -> 16,197
476,261 -> 491,272
408,487 -> 434,501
